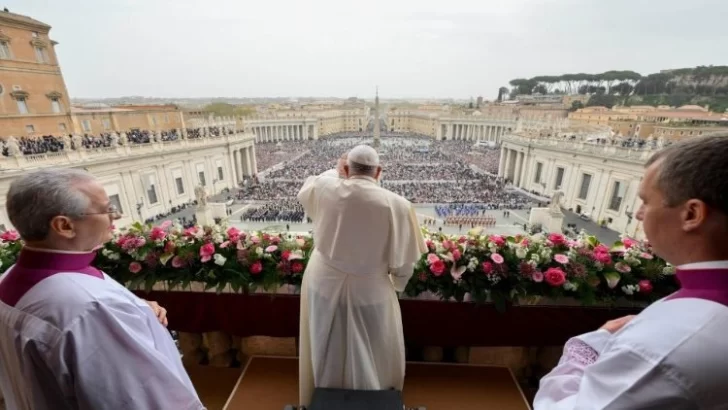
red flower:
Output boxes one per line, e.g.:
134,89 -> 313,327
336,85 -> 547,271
544,267 -> 566,287
164,241 -> 176,254
281,250 -> 291,261
452,249 -> 461,261
129,262 -> 142,274
458,236 -> 467,244
150,227 -> 166,241
0,230 -> 20,241
481,261 -> 494,274
426,240 -> 435,250
250,261 -> 263,275
270,236 -> 281,245
547,233 -> 566,246
262,233 -> 271,241
489,235 -> 506,247
291,261 -> 304,273
430,260 -> 446,276
638,280 -> 653,294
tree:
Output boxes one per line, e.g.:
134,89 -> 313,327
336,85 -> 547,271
533,84 -> 548,95
586,93 -> 617,108
509,78 -> 539,95
204,103 -> 256,117
497,86 -> 509,102
468,102 -> 474,109
570,101 -> 585,112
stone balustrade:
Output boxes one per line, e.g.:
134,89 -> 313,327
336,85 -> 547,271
0,132 -> 255,172
502,135 -> 658,163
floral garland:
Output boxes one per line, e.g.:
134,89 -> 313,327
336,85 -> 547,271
0,222 -> 678,309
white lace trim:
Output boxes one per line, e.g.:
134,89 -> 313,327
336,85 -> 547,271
560,338 -> 599,366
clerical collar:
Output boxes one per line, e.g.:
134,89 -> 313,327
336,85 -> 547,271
0,246 -> 103,307
17,246 -> 98,271
668,260 -> 728,307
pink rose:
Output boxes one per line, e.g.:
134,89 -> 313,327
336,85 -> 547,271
425,240 -> 435,250
129,262 -> 142,274
615,262 -> 632,273
640,252 -> 654,260
592,251 -> 612,264
531,271 -> 544,282
200,242 -> 215,263
262,233 -> 271,241
183,227 -> 198,237
159,220 -> 172,230
164,241 -> 176,254
521,238 -> 530,247
638,280 -> 653,294
442,240 -> 454,250
220,241 -> 230,249
250,236 -> 261,244
430,260 -> 446,276
622,237 -> 637,249
171,256 -> 185,268
150,227 -> 166,241
0,230 -> 20,241
270,236 -> 281,245
265,245 -> 278,253
250,261 -> 263,275
281,250 -> 292,261
553,254 -> 569,264
458,236 -> 467,244
226,227 -> 241,242
452,249 -> 462,261
547,233 -> 566,246
291,261 -> 304,273
481,261 -> 493,274
489,235 -> 505,247
594,244 -> 610,254
491,253 -> 504,264
426,253 -> 440,265
544,267 -> 566,287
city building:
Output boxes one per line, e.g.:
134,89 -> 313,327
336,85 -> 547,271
0,10 -> 73,137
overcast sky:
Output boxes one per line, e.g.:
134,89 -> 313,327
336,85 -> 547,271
5,0 -> 727,100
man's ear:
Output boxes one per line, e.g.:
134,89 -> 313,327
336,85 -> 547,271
343,164 -> 350,178
375,166 -> 382,180
49,215 -> 76,239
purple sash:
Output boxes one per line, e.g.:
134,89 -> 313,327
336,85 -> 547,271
665,268 -> 728,307
0,248 -> 103,307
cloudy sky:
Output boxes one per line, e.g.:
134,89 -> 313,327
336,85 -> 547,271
6,0 -> 727,99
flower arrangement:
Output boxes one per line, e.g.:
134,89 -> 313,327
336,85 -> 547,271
0,223 -> 678,309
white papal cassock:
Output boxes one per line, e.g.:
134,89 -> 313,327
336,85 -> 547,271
534,261 -> 728,409
0,247 -> 204,410
297,168 -> 427,406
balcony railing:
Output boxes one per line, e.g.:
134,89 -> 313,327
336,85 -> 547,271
503,135 -> 658,163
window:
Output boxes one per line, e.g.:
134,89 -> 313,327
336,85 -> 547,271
151,116 -> 157,126
25,125 -> 35,133
16,98 -> 28,114
144,174 -> 159,204
58,123 -> 67,131
50,98 -> 61,113
608,181 -> 627,211
198,171 -> 206,186
34,46 -> 48,63
534,162 -> 543,183
554,167 -> 565,189
217,166 -> 224,180
0,41 -> 9,59
109,194 -> 124,215
578,174 -> 592,200
175,177 -> 184,195
82,120 -> 92,132
102,119 -> 111,130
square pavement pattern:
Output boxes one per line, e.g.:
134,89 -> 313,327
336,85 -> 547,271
196,357 -> 532,410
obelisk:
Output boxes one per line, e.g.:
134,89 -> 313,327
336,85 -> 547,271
373,87 -> 380,148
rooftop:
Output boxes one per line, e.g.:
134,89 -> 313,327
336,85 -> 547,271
0,9 -> 51,29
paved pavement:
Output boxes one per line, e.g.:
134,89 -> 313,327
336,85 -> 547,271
561,210 -> 622,244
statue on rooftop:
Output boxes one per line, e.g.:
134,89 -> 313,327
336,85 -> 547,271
4,136 -> 20,157
194,185 -> 208,207
549,191 -> 564,214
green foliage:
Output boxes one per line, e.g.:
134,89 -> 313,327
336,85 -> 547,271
203,103 -> 256,117
570,101 -> 585,112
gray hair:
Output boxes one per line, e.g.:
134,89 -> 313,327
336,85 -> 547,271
646,133 -> 728,215
346,160 -> 378,177
7,168 -> 96,241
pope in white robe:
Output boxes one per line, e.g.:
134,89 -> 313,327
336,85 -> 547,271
297,145 -> 427,406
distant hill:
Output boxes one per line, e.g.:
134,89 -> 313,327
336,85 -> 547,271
504,66 -> 728,113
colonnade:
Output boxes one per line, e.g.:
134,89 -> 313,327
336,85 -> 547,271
440,123 -> 510,142
250,123 -> 317,143
498,147 -> 529,188
231,144 -> 258,182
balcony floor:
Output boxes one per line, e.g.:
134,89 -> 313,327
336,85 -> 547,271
189,356 -> 531,410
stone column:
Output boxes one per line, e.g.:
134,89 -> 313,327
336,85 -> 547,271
515,152 -> 524,186
504,149 -> 514,182
451,124 -> 456,140
249,145 -> 258,175
518,153 -> 529,189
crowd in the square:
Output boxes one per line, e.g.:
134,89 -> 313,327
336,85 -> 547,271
240,200 -> 305,223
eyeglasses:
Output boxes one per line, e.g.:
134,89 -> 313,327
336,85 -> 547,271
81,204 -> 122,216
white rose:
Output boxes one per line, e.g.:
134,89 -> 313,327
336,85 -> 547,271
213,253 -> 227,266
515,247 -> 528,259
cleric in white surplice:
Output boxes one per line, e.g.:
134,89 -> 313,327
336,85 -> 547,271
297,145 -> 427,406
534,134 -> 728,409
0,168 -> 204,410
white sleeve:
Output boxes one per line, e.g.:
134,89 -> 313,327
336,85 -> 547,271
297,169 -> 338,221
64,303 -> 204,410
389,263 -> 415,292
534,330 -> 692,409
